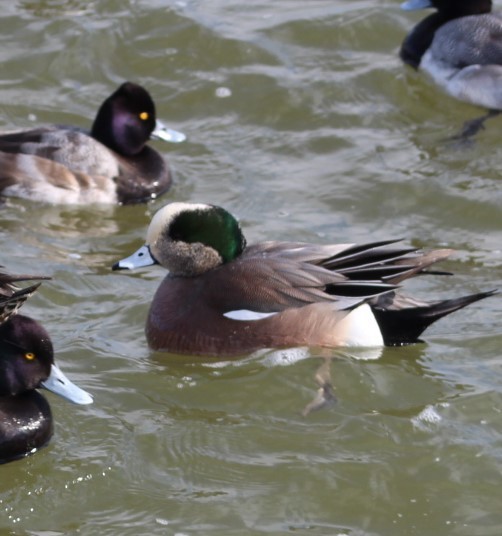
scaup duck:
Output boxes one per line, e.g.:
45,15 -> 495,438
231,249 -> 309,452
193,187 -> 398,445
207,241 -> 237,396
0,82 -> 185,204
0,270 -> 92,464
112,202 -> 495,357
401,0 -> 502,135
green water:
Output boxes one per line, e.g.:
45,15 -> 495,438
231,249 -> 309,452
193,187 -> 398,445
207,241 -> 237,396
1,1 -> 501,535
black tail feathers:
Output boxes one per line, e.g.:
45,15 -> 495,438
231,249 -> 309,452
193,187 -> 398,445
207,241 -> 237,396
372,290 -> 497,346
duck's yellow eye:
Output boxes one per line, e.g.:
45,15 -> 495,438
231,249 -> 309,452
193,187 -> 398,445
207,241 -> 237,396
139,112 -> 149,121
25,352 -> 35,361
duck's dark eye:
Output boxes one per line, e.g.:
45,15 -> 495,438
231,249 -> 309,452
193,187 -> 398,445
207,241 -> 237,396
139,112 -> 149,121
25,352 -> 36,361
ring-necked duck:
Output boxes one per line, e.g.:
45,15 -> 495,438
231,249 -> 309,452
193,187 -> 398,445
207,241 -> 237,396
112,202 -> 495,357
400,0 -> 502,136
0,270 -> 92,464
0,82 -> 185,204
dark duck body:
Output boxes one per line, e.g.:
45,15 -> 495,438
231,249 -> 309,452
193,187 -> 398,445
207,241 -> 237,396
0,270 -> 92,464
0,82 -> 185,205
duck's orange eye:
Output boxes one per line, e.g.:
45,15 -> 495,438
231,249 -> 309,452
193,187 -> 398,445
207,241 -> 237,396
139,112 -> 149,121
25,352 -> 35,361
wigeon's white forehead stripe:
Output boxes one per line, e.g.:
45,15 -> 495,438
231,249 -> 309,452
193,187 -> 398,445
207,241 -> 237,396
146,202 -> 211,244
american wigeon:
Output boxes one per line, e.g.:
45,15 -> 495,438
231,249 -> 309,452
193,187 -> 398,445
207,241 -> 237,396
0,269 -> 92,464
400,0 -> 502,135
0,82 -> 185,204
113,202 -> 495,357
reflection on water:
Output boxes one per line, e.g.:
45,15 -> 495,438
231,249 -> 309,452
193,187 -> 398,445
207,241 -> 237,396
1,1 -> 501,535
19,0 -> 95,17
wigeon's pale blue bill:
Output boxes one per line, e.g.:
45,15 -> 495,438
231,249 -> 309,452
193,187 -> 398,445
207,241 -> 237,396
112,245 -> 157,271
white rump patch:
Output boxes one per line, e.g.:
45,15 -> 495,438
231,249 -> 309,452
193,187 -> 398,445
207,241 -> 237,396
223,309 -> 278,321
338,303 -> 384,347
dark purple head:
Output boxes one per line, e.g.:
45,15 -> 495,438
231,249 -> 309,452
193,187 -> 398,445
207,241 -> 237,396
91,82 -> 158,156
0,315 -> 53,397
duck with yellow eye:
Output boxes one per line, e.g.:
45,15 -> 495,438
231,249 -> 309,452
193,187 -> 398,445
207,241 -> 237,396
0,269 -> 92,464
0,82 -> 186,204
